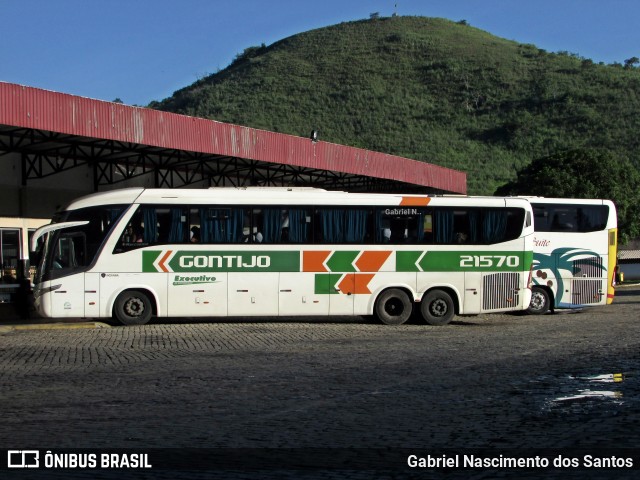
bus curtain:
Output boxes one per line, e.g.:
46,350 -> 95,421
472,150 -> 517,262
200,208 -> 244,243
321,209 -> 367,243
468,210 -> 479,243
262,209 -> 283,243
287,209 -> 308,243
142,208 -> 158,243
108,207 -> 124,225
482,210 -> 507,243
168,208 -> 184,243
435,210 -> 454,244
261,208 -> 311,243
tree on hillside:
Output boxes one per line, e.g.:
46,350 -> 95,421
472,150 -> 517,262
495,149 -> 640,245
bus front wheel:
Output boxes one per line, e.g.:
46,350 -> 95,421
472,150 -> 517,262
114,290 -> 153,326
420,290 -> 455,326
527,286 -> 550,315
375,288 -> 413,325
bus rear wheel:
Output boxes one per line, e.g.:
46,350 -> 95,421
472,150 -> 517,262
527,286 -> 550,315
375,288 -> 413,325
420,290 -> 455,326
114,290 -> 153,326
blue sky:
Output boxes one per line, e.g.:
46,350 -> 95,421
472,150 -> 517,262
2,0 -> 639,106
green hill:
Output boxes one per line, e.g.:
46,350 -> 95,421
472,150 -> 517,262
149,16 -> 640,195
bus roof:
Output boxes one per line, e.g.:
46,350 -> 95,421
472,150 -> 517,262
514,196 -> 615,207
62,187 -> 533,210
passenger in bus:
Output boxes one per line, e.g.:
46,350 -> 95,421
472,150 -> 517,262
134,227 -> 145,243
190,226 -> 200,243
455,232 -> 468,244
242,227 -> 263,243
123,225 -> 135,243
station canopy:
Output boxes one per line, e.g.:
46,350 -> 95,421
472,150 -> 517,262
0,82 -> 466,194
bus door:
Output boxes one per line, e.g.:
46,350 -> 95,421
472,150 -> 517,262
49,273 -> 85,317
84,272 -> 100,317
49,233 -> 86,318
464,271 -> 482,313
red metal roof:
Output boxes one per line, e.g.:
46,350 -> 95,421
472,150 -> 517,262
0,81 -> 466,193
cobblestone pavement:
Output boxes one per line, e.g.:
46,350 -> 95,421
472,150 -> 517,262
1,286 -> 639,479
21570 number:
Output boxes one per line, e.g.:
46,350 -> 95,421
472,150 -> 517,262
459,255 -> 519,268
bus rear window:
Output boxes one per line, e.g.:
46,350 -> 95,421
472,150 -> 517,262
532,204 -> 609,233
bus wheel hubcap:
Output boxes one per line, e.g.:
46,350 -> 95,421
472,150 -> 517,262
386,298 -> 404,316
431,299 -> 447,317
532,293 -> 545,309
125,298 -> 144,317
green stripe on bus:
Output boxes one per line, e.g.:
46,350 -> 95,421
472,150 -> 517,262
396,251 -> 423,271
314,273 -> 342,295
142,250 -> 300,272
397,251 -> 533,272
142,251 -> 162,272
326,251 -> 359,272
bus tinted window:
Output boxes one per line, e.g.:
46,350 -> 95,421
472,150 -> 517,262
316,208 -> 371,244
116,206 -> 190,251
532,204 -> 609,233
370,206 -> 524,245
424,207 -> 525,245
252,208 -> 311,244
114,204 -> 526,248
200,207 -> 248,243
375,208 -> 421,243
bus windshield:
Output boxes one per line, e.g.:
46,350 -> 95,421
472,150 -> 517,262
35,205 -> 127,282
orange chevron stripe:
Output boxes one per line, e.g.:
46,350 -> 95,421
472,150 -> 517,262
303,251 -> 331,272
158,250 -> 173,272
337,274 -> 355,294
337,273 -> 375,294
353,274 -> 375,294
400,197 -> 431,206
355,251 -> 392,272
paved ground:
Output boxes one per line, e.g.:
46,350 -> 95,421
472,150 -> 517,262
1,286 -> 639,479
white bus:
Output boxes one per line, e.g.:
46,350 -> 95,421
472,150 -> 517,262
31,187 -> 534,326
526,198 -> 617,314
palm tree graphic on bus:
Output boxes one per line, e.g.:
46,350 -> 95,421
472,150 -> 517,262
531,247 -> 606,312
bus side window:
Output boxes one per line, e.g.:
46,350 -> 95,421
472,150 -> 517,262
375,208 -> 422,244
115,208 -> 145,252
189,208 -> 201,243
421,213 -> 433,244
318,208 -> 368,244
156,207 -> 188,243
286,208 -> 310,243
198,207 -> 247,243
